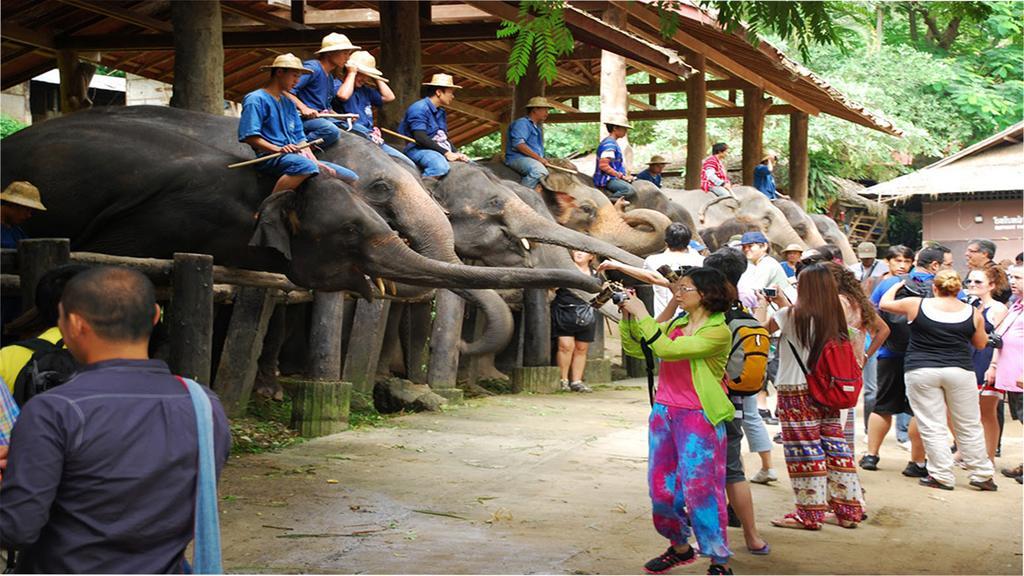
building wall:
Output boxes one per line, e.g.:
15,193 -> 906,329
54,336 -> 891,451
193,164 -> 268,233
1,81 -> 32,125
923,196 -> 1024,272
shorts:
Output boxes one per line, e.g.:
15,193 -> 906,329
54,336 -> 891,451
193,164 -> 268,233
873,356 -> 914,416
552,318 -> 597,342
724,415 -> 745,484
256,152 -> 319,177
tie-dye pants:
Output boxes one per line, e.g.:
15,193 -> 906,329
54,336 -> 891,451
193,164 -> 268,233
777,383 -> 864,528
648,403 -> 731,564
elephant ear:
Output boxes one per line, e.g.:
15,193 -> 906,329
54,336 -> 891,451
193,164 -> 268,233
249,190 -> 298,260
540,169 -> 576,193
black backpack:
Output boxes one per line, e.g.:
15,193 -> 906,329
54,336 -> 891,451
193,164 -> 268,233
11,338 -> 78,406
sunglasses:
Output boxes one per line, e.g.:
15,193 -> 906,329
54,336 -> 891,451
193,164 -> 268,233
964,279 -> 987,285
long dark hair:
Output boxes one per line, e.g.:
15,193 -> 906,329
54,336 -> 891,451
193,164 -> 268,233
792,263 -> 848,360
824,261 -> 878,329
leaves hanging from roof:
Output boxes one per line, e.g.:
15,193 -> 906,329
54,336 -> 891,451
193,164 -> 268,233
498,0 -> 576,85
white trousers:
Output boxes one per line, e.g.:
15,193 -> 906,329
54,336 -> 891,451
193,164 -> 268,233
905,366 -> 994,486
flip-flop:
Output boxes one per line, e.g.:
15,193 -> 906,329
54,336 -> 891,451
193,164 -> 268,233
770,513 -> 821,531
747,542 -> 771,556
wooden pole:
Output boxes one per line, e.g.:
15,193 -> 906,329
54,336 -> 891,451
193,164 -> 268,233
522,288 -> 551,367
341,298 -> 391,403
789,111 -> 810,209
427,290 -> 464,389
685,54 -> 707,190
742,87 -> 771,185
378,1 -> 422,131
307,291 -> 346,380
227,138 -> 323,168
600,5 -> 631,165
56,50 -> 96,114
170,0 -> 224,115
16,238 -> 70,313
402,301 -> 433,383
290,0 -> 305,25
169,253 -> 214,384
214,286 -> 276,417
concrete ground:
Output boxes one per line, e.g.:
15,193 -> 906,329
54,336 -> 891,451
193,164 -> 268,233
219,380 -> 1023,575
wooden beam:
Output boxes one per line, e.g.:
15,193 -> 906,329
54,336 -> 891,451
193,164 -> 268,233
438,64 -> 507,88
220,1 -> 312,30
53,0 -> 172,32
628,97 -> 654,111
1,22 -> 56,51
706,92 -> 735,107
447,100 -> 503,124
291,0 -> 305,25
460,78 -> 744,99
422,47 -> 600,66
546,104 -> 797,123
302,5 -> 493,25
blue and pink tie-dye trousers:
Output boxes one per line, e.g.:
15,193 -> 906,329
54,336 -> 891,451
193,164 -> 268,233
648,403 -> 732,564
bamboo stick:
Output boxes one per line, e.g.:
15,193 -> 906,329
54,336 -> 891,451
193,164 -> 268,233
227,138 -> 325,169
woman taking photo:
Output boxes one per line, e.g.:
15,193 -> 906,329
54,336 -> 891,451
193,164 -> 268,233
551,250 -> 598,393
985,264 -> 1024,482
965,267 -> 1008,462
880,269 -> 996,491
763,264 -> 864,530
620,267 -> 735,575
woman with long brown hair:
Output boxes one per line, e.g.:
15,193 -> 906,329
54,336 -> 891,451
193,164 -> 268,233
761,263 -> 864,530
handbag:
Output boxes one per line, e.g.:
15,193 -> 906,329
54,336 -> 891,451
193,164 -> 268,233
554,302 -> 595,330
177,377 -> 223,575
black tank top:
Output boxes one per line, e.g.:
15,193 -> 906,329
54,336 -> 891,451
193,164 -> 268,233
905,299 -> 976,372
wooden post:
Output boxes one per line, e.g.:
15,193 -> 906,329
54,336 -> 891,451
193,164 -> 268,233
214,287 -> 276,418
402,301 -> 433,383
341,298 -> 391,403
684,54 -> 707,190
379,1 -> 422,131
427,289 -> 464,389
170,0 -> 224,115
585,313 -> 611,385
741,87 -> 772,185
522,288 -> 550,366
789,111 -> 810,209
623,286 -> 654,378
600,5 -> 631,165
307,291 -> 346,380
56,50 -> 96,114
16,238 -> 70,313
290,0 -> 305,25
287,378 -> 351,437
169,253 -> 214,384
495,306 -> 525,375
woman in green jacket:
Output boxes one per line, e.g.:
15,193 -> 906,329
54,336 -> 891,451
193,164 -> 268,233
620,267 -> 735,576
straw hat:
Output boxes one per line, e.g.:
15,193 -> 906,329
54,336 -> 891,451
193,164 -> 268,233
1,181 -> 47,211
603,113 -> 632,129
348,51 -> 388,83
423,73 -> 462,89
647,155 -> 669,165
782,243 -> 803,254
259,53 -> 312,74
761,150 -> 778,162
524,96 -> 556,109
316,32 -> 361,54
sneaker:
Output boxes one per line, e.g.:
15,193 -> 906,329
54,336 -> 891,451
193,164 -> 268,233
897,440 -> 911,451
773,432 -> 784,444
707,564 -> 734,575
859,454 -> 880,471
969,478 -> 998,492
1000,465 -> 1023,479
568,380 -> 593,393
901,461 -> 928,478
558,379 -> 570,391
643,545 -> 696,574
919,475 -> 954,491
758,408 -> 779,425
750,468 -> 778,484
727,504 -> 741,528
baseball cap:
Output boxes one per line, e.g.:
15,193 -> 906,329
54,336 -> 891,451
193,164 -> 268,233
740,231 -> 769,246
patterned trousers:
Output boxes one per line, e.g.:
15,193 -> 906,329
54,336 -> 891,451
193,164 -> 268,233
648,404 -> 732,563
777,383 -> 864,528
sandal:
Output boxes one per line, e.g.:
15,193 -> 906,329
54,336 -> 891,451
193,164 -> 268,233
747,542 -> 771,555
770,512 -> 820,530
823,512 -> 858,529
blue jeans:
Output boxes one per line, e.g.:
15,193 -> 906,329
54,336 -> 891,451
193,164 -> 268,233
506,156 -> 549,189
861,353 -> 878,432
709,185 -> 731,198
302,117 -> 342,148
258,155 -> 358,183
896,412 -> 911,443
741,394 -> 772,453
349,124 -> 418,170
406,147 -> 450,177
604,177 -> 635,200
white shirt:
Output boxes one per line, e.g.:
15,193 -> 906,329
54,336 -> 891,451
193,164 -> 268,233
849,260 -> 886,282
739,255 -> 790,292
774,307 -> 810,386
643,249 -> 705,317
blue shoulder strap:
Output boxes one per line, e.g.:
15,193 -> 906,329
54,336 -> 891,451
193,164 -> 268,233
179,377 -> 223,574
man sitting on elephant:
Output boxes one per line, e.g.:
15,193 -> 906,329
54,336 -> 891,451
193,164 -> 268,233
238,54 -> 358,195
636,155 -> 669,188
284,33 -> 361,148
593,115 -> 636,201
504,97 -> 556,191
398,74 -> 470,179
334,51 -> 416,170
701,142 -> 734,198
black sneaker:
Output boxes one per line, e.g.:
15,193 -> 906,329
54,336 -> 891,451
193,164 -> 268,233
859,454 -> 880,471
727,504 -> 741,528
901,461 -> 928,478
644,545 -> 696,574
708,564 -> 734,575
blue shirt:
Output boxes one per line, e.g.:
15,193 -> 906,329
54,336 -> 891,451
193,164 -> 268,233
781,261 -> 796,278
238,89 -> 306,148
753,164 -> 778,199
505,116 -> 545,163
398,97 -> 451,153
0,359 -> 231,574
635,169 -> 662,187
338,85 -> 384,133
1,223 -> 27,249
290,59 -> 337,112
593,136 -> 625,188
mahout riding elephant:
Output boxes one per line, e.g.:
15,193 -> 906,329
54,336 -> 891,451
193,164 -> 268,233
484,160 -> 671,257
810,213 -> 858,264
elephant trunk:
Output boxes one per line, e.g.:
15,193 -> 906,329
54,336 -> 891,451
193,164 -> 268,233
452,288 -> 514,356
505,203 -> 646,267
593,206 -> 670,257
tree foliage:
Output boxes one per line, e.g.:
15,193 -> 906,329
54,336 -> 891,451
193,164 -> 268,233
0,115 -> 27,139
497,0 -> 575,85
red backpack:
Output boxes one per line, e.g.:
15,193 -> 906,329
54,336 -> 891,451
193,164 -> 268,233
787,338 -> 862,409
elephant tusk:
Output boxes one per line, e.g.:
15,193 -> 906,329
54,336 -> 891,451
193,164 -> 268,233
374,277 -> 386,295
521,238 -> 531,251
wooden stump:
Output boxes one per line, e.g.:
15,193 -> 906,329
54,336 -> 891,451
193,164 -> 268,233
428,290 -> 464,392
342,297 -> 391,408
285,378 -> 352,438
214,286 -> 276,418
512,366 -> 562,394
16,238 -> 70,314
169,253 -> 214,384
584,358 -> 612,385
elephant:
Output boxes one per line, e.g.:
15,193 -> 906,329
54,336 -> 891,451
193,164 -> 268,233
0,106 -> 601,296
620,179 -> 698,234
772,198 -> 830,253
483,160 -> 671,257
662,186 -> 807,255
810,214 -> 858,264
698,217 -> 763,252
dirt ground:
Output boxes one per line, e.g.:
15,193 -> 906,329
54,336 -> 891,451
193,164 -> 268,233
218,380 -> 1023,575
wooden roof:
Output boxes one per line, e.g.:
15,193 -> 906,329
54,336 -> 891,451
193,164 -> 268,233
1,0 -> 901,144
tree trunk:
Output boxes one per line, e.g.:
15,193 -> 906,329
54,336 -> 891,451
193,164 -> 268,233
170,0 -> 224,115
379,1 -> 422,131
874,6 -> 884,53
56,51 -> 96,114
600,5 -> 631,166
741,88 -> 771,185
685,53 -> 706,190
789,111 -> 809,209
909,8 -> 919,43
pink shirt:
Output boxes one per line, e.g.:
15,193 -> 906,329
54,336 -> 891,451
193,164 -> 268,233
995,303 -> 1024,392
655,325 -> 728,409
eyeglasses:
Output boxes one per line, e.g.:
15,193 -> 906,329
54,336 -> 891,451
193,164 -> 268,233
674,286 -> 699,293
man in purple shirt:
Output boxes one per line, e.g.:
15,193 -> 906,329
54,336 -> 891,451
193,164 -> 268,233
0,267 -> 231,573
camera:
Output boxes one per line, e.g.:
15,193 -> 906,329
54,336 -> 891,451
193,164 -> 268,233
762,287 -> 778,298
656,264 -> 695,284
988,333 -> 1004,349
591,281 -> 628,308
964,295 -> 983,309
